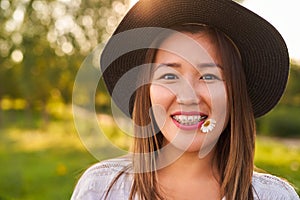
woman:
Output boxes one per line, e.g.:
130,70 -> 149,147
72,0 -> 299,199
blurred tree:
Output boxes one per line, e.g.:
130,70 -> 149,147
0,0 -> 128,116
256,61 -> 300,137
280,61 -> 300,106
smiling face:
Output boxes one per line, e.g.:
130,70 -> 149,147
150,32 -> 229,156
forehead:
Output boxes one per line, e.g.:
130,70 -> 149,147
155,32 -> 221,66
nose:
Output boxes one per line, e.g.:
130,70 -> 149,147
176,80 -> 200,105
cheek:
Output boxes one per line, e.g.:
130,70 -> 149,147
198,84 -> 228,158
213,88 -> 227,110
150,84 -> 175,128
150,84 -> 175,110
208,84 -> 229,128
206,83 -> 227,107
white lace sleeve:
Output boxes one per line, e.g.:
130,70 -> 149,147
71,157 -> 133,200
252,172 -> 299,200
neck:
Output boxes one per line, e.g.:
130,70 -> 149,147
156,144 -> 219,181
156,144 -> 221,199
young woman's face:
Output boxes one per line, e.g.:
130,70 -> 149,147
150,32 -> 229,157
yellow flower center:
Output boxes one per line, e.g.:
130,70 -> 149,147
203,120 -> 210,127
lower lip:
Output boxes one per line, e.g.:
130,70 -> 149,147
172,118 -> 205,131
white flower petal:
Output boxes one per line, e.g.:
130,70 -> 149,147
201,119 -> 216,133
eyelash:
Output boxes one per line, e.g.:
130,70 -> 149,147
200,74 -> 221,81
160,73 -> 178,80
159,73 -> 221,81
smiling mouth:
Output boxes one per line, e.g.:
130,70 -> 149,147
172,114 -> 207,126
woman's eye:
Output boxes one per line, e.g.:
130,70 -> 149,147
200,74 -> 220,81
160,74 -> 178,80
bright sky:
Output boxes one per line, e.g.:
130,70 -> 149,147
129,0 -> 300,61
242,0 -> 300,62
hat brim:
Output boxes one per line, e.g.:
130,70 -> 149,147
101,0 -> 289,118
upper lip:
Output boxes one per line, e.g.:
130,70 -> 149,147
171,111 -> 208,116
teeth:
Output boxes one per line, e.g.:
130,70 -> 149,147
172,115 -> 206,125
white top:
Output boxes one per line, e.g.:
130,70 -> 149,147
71,156 -> 300,200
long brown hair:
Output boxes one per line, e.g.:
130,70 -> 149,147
104,24 -> 256,200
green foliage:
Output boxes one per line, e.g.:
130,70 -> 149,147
257,106 -> 300,137
256,62 -> 300,138
280,63 -> 300,106
0,0 -> 127,109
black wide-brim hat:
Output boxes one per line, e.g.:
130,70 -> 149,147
101,0 -> 289,118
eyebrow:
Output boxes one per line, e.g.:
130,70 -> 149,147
154,62 -> 223,70
198,62 -> 223,69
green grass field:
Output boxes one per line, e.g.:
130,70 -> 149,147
255,136 -> 300,195
0,109 -> 299,199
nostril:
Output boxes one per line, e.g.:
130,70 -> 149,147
176,96 -> 200,105
174,80 -> 201,105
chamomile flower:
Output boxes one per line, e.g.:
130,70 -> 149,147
201,119 -> 216,133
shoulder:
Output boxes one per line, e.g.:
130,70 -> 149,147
252,172 -> 299,200
71,155 -> 133,200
